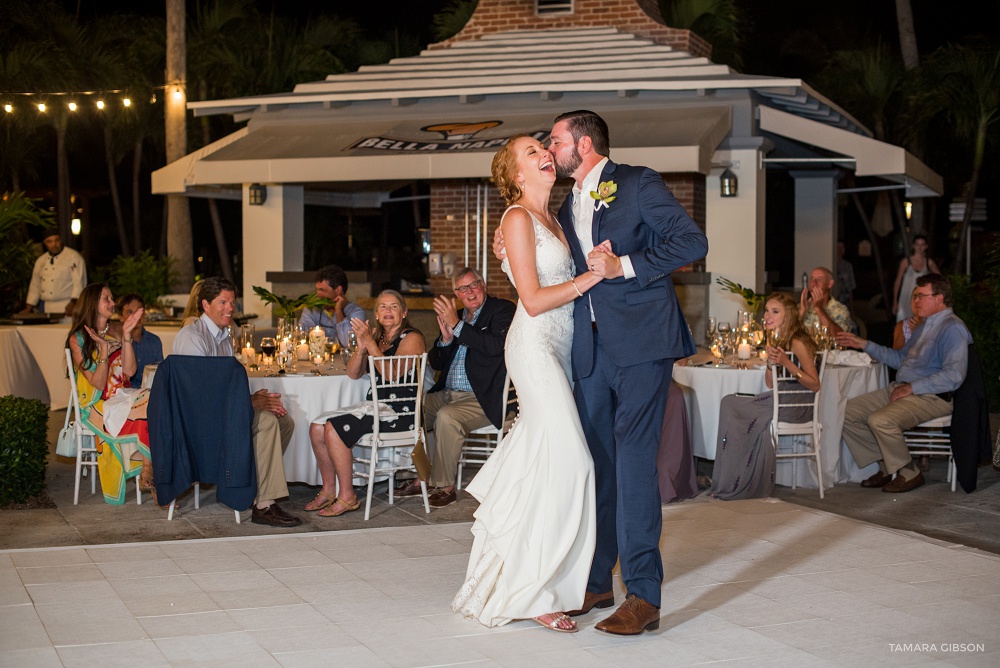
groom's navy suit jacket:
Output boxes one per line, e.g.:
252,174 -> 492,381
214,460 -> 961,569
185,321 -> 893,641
557,159 -> 708,378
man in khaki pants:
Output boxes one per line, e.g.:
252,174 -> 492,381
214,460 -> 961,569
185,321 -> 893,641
172,277 -> 300,527
396,267 -> 515,507
835,274 -> 971,494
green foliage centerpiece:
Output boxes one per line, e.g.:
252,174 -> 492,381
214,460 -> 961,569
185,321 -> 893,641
716,276 -> 766,316
252,286 -> 333,319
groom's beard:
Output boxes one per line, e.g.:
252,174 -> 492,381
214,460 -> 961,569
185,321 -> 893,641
554,146 -> 582,179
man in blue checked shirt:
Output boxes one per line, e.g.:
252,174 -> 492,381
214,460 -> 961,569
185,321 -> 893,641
836,274 -> 972,494
298,265 -> 365,347
395,267 -> 515,508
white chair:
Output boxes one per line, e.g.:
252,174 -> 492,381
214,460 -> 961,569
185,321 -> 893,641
165,483 -> 242,523
353,354 -> 431,520
64,349 -> 142,506
770,349 -> 828,499
904,415 -> 956,492
456,374 -> 516,491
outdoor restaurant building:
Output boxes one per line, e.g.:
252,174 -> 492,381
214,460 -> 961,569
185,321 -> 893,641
152,0 -> 942,327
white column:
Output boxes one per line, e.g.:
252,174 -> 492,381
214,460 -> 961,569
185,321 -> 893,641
242,184 -> 304,319
705,148 -> 766,322
791,170 -> 839,287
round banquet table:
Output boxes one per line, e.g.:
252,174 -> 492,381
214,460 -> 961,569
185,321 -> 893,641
671,359 -> 888,490
0,327 -> 50,404
3,323 -> 181,410
246,361 -> 370,485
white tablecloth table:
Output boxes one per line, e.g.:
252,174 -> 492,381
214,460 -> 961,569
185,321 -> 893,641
672,360 -> 888,489
0,327 -> 50,404
8,323 -> 181,410
672,363 -> 768,461
247,363 -> 370,485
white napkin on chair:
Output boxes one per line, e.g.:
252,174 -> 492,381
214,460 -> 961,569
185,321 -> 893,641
826,350 -> 872,366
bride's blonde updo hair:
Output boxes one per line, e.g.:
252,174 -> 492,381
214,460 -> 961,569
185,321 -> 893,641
491,134 -> 530,206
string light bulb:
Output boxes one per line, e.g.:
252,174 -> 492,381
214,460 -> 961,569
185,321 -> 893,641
172,87 -> 183,101
37,102 -> 46,112
96,100 -> 105,110
4,104 -> 12,113
68,101 -> 77,111
122,97 -> 131,107
150,93 -> 157,104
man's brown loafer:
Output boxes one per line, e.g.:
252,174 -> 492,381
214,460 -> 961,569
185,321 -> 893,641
882,472 -> 925,494
565,590 -> 615,617
860,471 -> 892,488
595,595 -> 659,635
394,479 -> 423,497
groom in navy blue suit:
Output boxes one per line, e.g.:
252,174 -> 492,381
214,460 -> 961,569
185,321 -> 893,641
551,111 -> 707,634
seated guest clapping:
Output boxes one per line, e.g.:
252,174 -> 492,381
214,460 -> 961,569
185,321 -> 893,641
66,284 -> 156,505
116,293 -> 163,388
172,277 -> 300,527
835,274 -> 971,494
708,294 -> 821,500
307,290 -> 426,517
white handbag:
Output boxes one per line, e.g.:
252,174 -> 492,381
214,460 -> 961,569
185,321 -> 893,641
56,423 -> 77,458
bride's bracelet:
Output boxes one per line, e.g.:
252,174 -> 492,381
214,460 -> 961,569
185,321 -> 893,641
570,278 -> 584,298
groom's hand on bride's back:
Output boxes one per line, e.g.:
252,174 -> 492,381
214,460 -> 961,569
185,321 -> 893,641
492,226 -> 506,261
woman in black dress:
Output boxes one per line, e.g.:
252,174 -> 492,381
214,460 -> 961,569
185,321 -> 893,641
306,290 -> 425,517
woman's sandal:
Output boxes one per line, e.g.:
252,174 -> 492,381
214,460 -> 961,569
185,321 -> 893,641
317,497 -> 361,517
304,492 -> 336,512
138,463 -> 154,491
531,612 -> 578,633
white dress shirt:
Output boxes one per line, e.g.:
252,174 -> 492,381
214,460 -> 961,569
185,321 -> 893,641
571,158 -> 636,280
25,247 -> 87,313
172,313 -> 234,357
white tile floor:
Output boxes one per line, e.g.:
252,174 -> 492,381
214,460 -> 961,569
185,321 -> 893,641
2,498 -> 999,667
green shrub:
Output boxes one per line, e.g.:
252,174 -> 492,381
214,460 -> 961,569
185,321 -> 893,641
0,396 -> 50,505
951,241 -> 1000,411
93,250 -> 177,309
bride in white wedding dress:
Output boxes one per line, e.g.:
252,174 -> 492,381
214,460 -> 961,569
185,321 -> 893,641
451,135 -> 601,633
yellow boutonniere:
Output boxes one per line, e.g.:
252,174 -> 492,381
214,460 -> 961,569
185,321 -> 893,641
589,180 -> 617,211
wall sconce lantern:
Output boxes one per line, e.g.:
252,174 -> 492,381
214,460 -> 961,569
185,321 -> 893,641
248,183 -> 267,206
719,168 -> 738,197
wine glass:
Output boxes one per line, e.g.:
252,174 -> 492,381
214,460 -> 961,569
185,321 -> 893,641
705,316 -> 717,347
259,337 -> 277,373
326,339 -> 340,371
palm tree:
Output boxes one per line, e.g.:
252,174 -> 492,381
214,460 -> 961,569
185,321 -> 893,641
910,42 -> 1000,274
660,0 -> 743,69
432,0 -> 477,42
165,0 -> 193,290
187,0 -> 361,282
894,0 -> 919,71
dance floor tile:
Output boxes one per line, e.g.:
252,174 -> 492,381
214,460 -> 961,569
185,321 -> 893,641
2,499 -> 998,667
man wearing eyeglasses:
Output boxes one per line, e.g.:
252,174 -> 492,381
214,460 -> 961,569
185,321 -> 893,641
835,274 -> 971,493
396,267 -> 515,508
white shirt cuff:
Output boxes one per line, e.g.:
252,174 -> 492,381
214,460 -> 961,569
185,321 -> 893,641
620,255 -> 636,280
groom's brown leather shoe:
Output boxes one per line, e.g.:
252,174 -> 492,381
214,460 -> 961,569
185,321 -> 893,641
595,595 -> 660,635
565,590 -> 615,617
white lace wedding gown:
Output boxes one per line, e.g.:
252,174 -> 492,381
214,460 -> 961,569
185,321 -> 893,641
452,205 -> 596,627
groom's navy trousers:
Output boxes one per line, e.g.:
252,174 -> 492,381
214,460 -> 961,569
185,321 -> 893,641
559,159 -> 707,608
574,330 -> 672,606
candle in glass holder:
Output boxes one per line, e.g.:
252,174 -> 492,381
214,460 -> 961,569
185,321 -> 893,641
308,326 -> 327,358
759,348 -> 769,361
242,346 -> 256,365
737,341 -> 752,360
312,354 -> 324,365
296,342 -> 309,360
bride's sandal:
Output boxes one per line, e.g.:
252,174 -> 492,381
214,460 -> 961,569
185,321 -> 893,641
532,612 -> 578,633
318,497 -> 360,517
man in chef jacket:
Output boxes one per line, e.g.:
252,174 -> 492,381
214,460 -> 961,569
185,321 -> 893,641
20,230 -> 87,316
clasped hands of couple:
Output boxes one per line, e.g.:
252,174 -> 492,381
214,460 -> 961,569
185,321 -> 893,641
493,227 -> 621,279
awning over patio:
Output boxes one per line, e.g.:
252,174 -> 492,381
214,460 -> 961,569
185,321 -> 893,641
152,104 -> 732,194
759,105 -> 943,198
